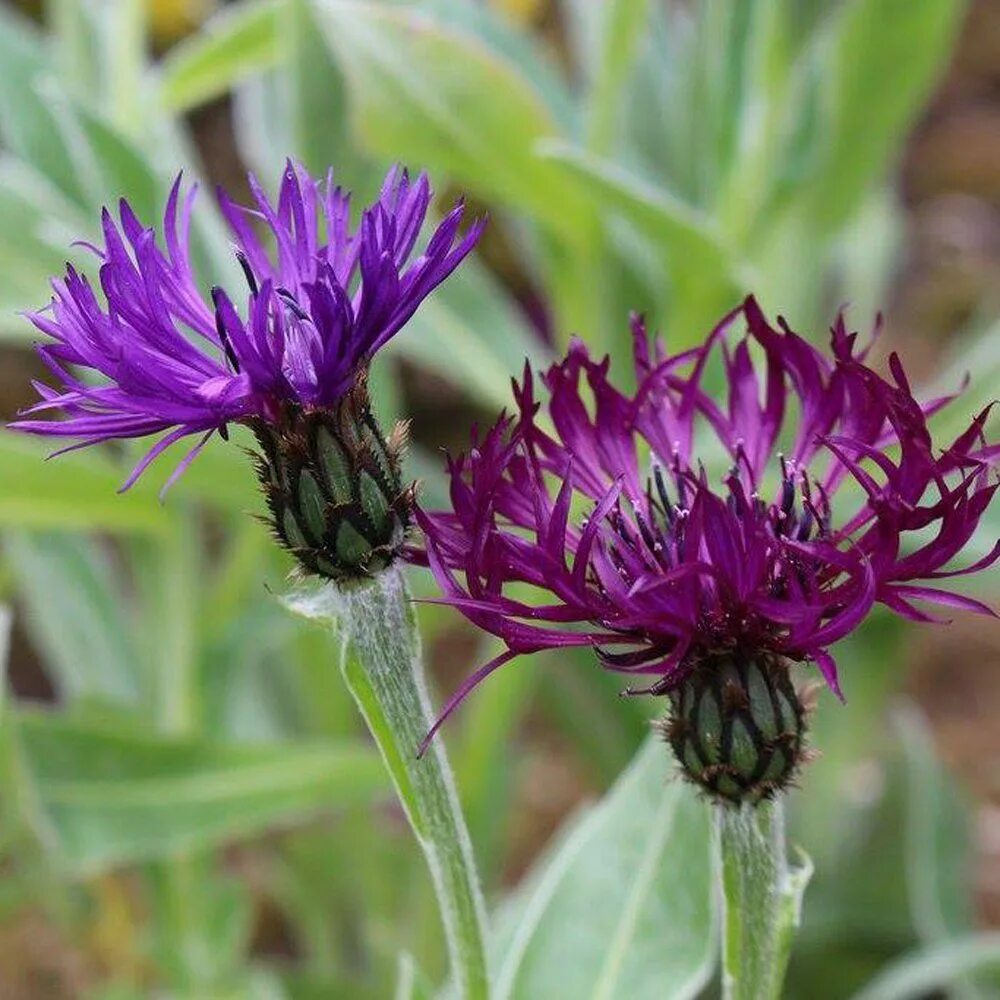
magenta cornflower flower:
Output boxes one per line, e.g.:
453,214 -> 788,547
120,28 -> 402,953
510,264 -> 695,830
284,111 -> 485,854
416,297 -> 999,801
12,162 -> 484,580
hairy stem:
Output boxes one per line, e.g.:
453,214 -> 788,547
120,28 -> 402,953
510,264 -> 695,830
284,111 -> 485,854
716,798 -> 811,1000
289,566 -> 490,998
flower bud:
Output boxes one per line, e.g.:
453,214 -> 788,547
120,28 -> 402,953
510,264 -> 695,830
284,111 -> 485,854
660,653 -> 807,805
250,376 -> 414,583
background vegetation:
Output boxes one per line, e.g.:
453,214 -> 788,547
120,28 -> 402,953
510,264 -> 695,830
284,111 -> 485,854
0,0 -> 998,997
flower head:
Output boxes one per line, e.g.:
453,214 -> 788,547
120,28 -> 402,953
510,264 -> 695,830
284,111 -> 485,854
12,161 -> 484,492
416,297 -> 999,797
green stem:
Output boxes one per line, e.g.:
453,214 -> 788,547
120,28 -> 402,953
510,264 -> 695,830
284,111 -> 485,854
301,566 -> 490,999
716,798 -> 811,1000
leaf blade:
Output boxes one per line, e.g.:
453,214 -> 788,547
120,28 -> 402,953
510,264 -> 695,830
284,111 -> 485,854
493,737 -> 716,1000
15,710 -> 389,873
159,0 -> 285,113
309,0 -> 591,242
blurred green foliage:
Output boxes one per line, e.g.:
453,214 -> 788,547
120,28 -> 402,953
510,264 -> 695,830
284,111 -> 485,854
0,0 -> 998,997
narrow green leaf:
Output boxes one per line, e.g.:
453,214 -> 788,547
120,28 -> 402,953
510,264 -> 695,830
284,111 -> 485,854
808,0 -> 964,232
0,6 -> 88,205
893,704 -> 995,997
395,256 -> 548,411
394,953 -> 434,1000
4,532 -> 144,707
536,140 -> 733,269
0,156 -> 87,325
536,653 -> 650,785
851,935 -> 1000,1000
453,639 -> 537,877
157,426 -> 264,516
895,705 -> 976,943
493,736 -> 716,1000
418,0 -> 577,132
96,0 -> 147,136
283,0 -> 358,179
131,525 -> 202,734
48,0 -> 101,96
585,0 -> 652,154
309,0 -> 591,243
15,710 -> 389,873
159,0 -> 285,113
0,432 -> 171,534
48,96 -> 161,221
537,140 -> 745,342
714,0 -> 802,244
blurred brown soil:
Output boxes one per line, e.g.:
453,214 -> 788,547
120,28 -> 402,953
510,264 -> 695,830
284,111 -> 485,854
0,913 -> 97,999
892,0 -> 1000,929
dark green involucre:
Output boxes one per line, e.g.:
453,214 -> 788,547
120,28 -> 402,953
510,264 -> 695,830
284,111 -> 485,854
250,376 -> 414,583
661,653 -> 807,806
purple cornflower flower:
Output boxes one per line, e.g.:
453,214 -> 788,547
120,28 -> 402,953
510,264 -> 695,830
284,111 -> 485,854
12,161 -> 484,581
13,161 -> 483,492
416,297 -> 999,800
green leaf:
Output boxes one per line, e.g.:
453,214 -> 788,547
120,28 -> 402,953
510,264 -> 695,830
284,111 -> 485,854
395,256 -> 548,411
154,426 -> 264,516
4,531 -> 144,707
788,614 -> 903,865
130,525 -> 203,733
808,0 -> 964,232
159,0 -> 285,113
453,638 -> 537,878
394,953 -> 434,1000
0,157 -> 85,325
584,0 -> 652,154
0,7 -> 88,205
282,0 -> 359,179
784,638 -> 984,997
492,736 -> 716,1000
145,856 -> 257,991
93,0 -> 147,136
895,704 -> 976,943
60,100 -> 161,221
536,140 -> 735,270
417,0 -> 577,132
231,70 -> 297,184
0,603 -> 11,714
48,0 -> 102,96
851,935 -> 1000,1000
309,0 -> 591,243
0,432 -> 171,534
536,140 -> 745,341
535,651 -> 650,785
15,710 -> 389,873
713,1 -> 807,244
893,704 -> 996,997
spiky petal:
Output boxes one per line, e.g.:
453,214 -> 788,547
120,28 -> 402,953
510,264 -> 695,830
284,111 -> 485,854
11,161 -> 484,493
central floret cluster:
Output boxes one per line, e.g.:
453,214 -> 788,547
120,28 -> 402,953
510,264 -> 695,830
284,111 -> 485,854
416,298 -> 998,794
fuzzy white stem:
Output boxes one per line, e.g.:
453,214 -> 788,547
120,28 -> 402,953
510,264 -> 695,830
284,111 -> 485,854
294,567 -> 490,999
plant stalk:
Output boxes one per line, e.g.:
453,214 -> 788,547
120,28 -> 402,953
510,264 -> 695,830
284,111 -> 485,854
292,566 -> 490,999
716,798 -> 811,1000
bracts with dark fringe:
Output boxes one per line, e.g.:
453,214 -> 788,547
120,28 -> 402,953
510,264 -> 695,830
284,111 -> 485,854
250,373 -> 416,583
